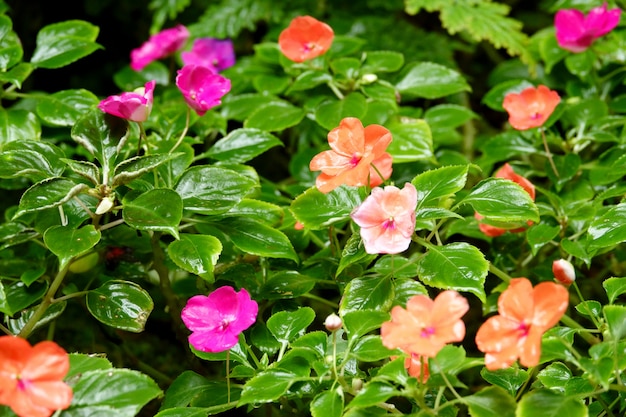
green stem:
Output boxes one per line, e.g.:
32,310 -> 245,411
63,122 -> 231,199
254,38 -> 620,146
327,81 -> 345,100
137,121 -> 148,155
301,293 -> 338,309
488,263 -> 511,283
559,314 -> 601,345
540,128 -> 559,178
0,322 -> 12,335
18,264 -> 70,338
169,107 -> 190,154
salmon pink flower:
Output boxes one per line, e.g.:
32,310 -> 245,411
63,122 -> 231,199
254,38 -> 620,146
98,80 -> 156,122
351,183 -> 417,254
181,38 -> 236,72
176,65 -> 231,116
381,291 -> 469,358
0,336 -> 73,417
405,354 -> 430,383
502,85 -> 560,130
553,259 -> 576,286
475,278 -> 569,370
181,286 -> 258,353
555,3 -> 621,53
130,24 -> 189,71
476,163 -> 536,237
279,16 -> 334,63
309,117 -> 393,193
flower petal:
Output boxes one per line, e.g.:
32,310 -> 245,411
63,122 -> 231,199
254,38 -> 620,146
531,281 -> 569,329
21,341 -> 69,382
498,278 -> 534,323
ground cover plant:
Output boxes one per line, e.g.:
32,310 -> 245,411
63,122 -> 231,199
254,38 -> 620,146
1,0 -> 626,416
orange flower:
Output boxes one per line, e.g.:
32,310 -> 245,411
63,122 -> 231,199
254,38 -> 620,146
475,163 -> 535,237
0,336 -> 73,417
502,85 -> 560,130
381,291 -> 469,358
309,117 -> 393,193
278,16 -> 334,63
405,354 -> 430,383
475,278 -> 569,370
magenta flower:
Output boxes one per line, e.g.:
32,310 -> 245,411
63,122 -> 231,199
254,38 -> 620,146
98,80 -> 156,122
351,183 -> 418,254
555,3 -> 621,53
181,38 -> 236,72
130,24 -> 190,71
181,286 -> 258,353
176,64 -> 231,116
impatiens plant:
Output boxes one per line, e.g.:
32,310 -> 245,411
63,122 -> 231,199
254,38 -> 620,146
2,0 -> 626,416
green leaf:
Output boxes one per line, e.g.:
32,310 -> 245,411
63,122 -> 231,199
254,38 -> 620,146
113,61 -> 170,90
291,186 -> 362,230
315,93 -> 368,131
0,62 -> 34,88
175,166 -> 257,215
565,49 -> 595,80
311,389 -> 343,417
417,242 -> 488,302
482,80 -> 535,111
0,30 -> 23,71
253,74 -> 290,94
86,280 -> 154,332
122,189 -> 183,239
347,381 -> 398,409
0,281 -> 47,316
342,310 -> 389,341
0,108 -> 41,145
352,335 -> 396,362
225,199 -> 283,225
0,140 -> 66,181
161,371 -> 221,409
396,62 -> 470,99
43,225 -> 101,270
425,104 -> 477,130
537,362 -> 571,393
238,370 -> 297,405
205,128 -> 282,163
587,203 -> 626,251
603,305 -> 626,341
464,386 -> 516,417
461,177 -> 539,225
31,20 -> 101,68
67,353 -> 112,379
266,307 -> 315,343
71,110 -> 129,181
214,217 -> 297,262
480,368 -> 529,397
362,51 -> 404,73
603,277 -> 626,305
65,368 -> 161,416
515,389 -> 586,417
527,224 -> 560,256
0,15 -> 11,42
220,93 -> 281,122
244,101 -> 305,131
36,89 -> 99,126
14,178 -> 89,219
412,165 -> 468,208
167,234 -> 222,282
259,271 -> 317,300
387,118 -> 434,162
112,153 -> 182,187
287,70 -> 333,93
340,276 -> 394,315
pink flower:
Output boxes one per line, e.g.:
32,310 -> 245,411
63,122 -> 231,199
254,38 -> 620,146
555,3 -> 621,53
176,65 -> 231,116
553,259 -> 576,286
351,183 -> 417,254
181,38 -> 235,72
130,24 -> 190,71
181,286 -> 258,353
98,80 -> 156,122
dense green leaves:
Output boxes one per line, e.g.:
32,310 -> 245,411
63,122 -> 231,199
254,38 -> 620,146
31,20 -> 101,68
86,280 -> 154,332
43,225 -> 101,270
204,128 -> 282,163
123,189 -> 183,238
396,62 -> 470,99
168,234 -> 222,282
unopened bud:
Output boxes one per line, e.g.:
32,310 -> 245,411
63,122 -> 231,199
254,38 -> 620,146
352,378 -> 363,392
360,73 -> 378,84
294,221 -> 305,231
553,259 -> 575,285
95,195 -> 116,215
324,313 -> 343,332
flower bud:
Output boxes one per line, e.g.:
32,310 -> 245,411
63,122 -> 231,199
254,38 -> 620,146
360,73 -> 378,84
95,195 -> 116,215
351,378 -> 363,392
324,313 -> 343,332
553,259 -> 575,285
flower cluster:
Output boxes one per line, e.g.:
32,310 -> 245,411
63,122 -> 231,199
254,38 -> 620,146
0,336 -> 73,417
475,163 -> 536,237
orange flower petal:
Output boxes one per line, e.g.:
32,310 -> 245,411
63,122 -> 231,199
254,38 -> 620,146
22,341 -> 70,381
502,85 -> 560,130
328,117 -> 365,157
430,291 -> 469,330
519,325 -> 544,368
495,163 -> 536,200
8,389 -> 54,417
531,281 -> 569,329
475,315 -> 522,353
363,123 -> 393,156
24,381 -> 73,411
498,278 -> 534,323
278,16 -> 334,62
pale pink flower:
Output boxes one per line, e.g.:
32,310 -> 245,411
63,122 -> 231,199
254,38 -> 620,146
181,38 -> 235,72
130,24 -> 190,71
98,80 -> 156,122
176,65 -> 231,116
181,286 -> 258,353
351,183 -> 417,254
555,3 -> 621,53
